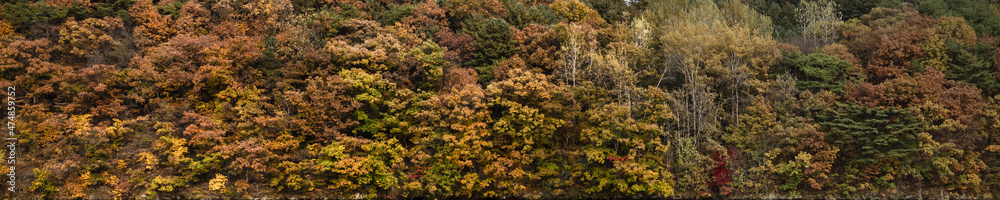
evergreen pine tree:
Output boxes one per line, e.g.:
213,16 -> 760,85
461,15 -> 516,83
818,103 -> 924,189
944,41 -> 1000,96
793,52 -> 853,94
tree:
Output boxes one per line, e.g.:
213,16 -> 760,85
745,0 -> 798,38
577,85 -> 675,197
0,1 -> 82,33
323,19 -> 422,73
834,0 -> 879,20
405,41 -> 447,90
283,75 -> 361,141
846,69 -> 985,125
434,29 -> 474,66
513,24 -> 561,74
796,0 -> 842,45
461,16 -> 516,83
56,17 -> 122,60
92,0 -> 136,19
6,0 -> 1000,197
722,96 -> 780,194
557,22 -> 597,87
715,18 -> 780,123
0,19 -> 17,39
841,4 -> 930,82
401,0 -> 449,39
919,16 -> 978,72
443,0 -> 506,25
656,1 -> 723,142
718,0 -> 775,37
483,68 -> 573,197
502,0 -> 561,28
282,68 -> 416,197
648,3 -> 780,194
817,102 -> 923,191
770,124 -> 838,194
840,67 -> 987,194
944,41 -> 1000,97
130,0 -> 176,47
654,0 -> 779,137
819,43 -> 866,82
367,1 -> 414,26
551,0 -> 606,26
790,52 -> 853,94
980,95 -> 1000,193
406,70 -> 493,197
175,0 -> 211,34
914,0 -> 1000,38
587,41 -> 640,107
724,92 -> 840,196
583,0 -> 631,23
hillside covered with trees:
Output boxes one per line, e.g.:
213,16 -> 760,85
1,0 -> 1000,198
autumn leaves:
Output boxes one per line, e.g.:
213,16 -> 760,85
2,0 -> 1000,198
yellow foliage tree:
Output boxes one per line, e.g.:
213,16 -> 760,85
552,0 -> 606,26
209,174 -> 228,192
652,0 -> 780,195
0,20 -> 16,39
920,16 -> 978,71
57,17 -> 122,58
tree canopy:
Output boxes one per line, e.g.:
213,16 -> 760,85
1,0 -> 999,199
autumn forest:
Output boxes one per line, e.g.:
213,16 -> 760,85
1,0 -> 1000,198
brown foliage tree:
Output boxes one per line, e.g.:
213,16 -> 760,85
513,24 -> 561,74
130,0 -> 176,47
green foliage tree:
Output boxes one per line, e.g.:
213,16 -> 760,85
0,1 -> 88,32
502,0 -> 562,28
818,102 -> 924,191
746,0 -> 799,38
834,0 -> 906,20
915,0 -> 1000,37
368,1 -> 414,26
944,41 -> 1000,96
582,0 -> 630,23
461,16 -> 516,83
790,52 -> 853,94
